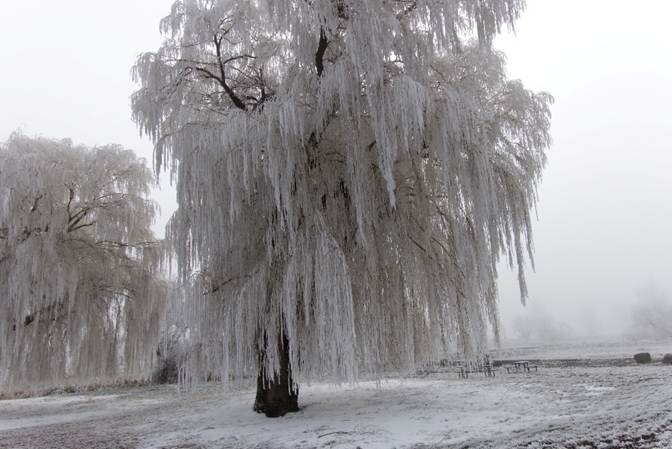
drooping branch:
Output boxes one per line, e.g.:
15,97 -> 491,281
206,273 -> 253,295
68,220 -> 97,233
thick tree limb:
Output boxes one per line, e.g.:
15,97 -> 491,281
315,28 -> 329,77
213,35 -> 248,111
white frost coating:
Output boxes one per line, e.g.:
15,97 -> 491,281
0,135 -> 167,392
132,0 -> 552,385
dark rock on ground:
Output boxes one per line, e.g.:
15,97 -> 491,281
634,352 -> 652,364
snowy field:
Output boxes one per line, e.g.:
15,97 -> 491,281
493,340 -> 672,362
1,349 -> 671,449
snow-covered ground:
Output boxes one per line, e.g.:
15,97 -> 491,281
1,353 -> 671,448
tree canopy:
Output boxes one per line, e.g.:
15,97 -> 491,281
0,134 -> 166,390
132,0 -> 552,389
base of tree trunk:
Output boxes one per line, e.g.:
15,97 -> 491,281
253,334 -> 299,418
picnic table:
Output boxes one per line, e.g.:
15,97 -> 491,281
505,360 -> 539,373
456,360 -> 496,378
453,358 -> 540,377
514,361 -> 529,371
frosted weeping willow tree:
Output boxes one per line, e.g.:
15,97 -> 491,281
0,134 -> 166,392
132,0 -> 552,416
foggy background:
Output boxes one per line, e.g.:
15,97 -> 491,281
494,1 -> 672,343
1,0 -> 671,345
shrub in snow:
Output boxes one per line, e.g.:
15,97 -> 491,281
153,348 -> 179,384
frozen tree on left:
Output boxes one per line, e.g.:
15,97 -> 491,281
0,134 -> 166,391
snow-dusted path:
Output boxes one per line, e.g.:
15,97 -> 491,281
1,365 -> 671,449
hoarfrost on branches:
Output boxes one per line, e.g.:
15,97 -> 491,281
0,134 -> 166,391
132,0 -> 553,386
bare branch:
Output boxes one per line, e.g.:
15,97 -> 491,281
68,221 -> 97,233
30,194 -> 43,212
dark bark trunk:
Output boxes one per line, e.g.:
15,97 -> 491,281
253,333 -> 299,417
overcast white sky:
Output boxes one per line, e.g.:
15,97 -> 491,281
494,1 -> 672,338
1,1 -> 671,340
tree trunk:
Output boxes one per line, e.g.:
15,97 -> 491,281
253,333 -> 299,417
